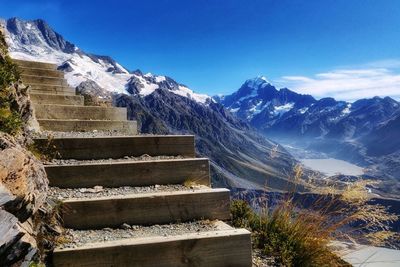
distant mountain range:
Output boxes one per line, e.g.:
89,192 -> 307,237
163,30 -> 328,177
215,76 -> 399,142
1,17 -> 299,192
215,77 -> 400,197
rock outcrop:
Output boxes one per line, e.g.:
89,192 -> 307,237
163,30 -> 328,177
0,133 -> 48,266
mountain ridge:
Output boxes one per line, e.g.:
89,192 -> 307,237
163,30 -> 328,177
216,76 -> 400,141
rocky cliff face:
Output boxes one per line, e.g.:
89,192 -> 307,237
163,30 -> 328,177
0,133 -> 48,266
0,23 -> 48,266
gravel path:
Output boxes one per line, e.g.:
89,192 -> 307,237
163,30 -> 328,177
45,154 -> 185,165
59,220 -> 219,249
33,130 -> 135,138
48,184 -> 208,200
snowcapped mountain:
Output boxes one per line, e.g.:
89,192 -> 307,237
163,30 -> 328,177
216,76 -> 400,140
3,17 -> 210,103
1,17 -> 298,191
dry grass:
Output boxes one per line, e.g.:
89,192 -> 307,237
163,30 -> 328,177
231,164 -> 399,267
33,200 -> 71,264
27,134 -> 61,161
183,177 -> 204,188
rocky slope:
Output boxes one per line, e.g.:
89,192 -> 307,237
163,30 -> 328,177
1,17 -> 299,191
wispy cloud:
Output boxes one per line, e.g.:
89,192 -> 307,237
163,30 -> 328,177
278,59 -> 400,102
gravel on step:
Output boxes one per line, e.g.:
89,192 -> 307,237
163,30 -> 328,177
48,184 -> 208,200
33,130 -> 133,138
45,154 -> 185,165
33,131 -> 178,139
59,220 -> 220,249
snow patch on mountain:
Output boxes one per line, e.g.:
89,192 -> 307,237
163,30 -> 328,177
155,76 -> 166,83
176,85 -> 210,104
299,107 -> 309,114
342,103 -> 352,115
63,56 -> 131,94
273,102 -> 294,116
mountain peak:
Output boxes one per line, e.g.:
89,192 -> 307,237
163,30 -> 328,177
256,75 -> 269,83
244,76 -> 271,88
6,17 -> 78,55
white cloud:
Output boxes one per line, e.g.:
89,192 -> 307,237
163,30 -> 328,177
278,59 -> 400,102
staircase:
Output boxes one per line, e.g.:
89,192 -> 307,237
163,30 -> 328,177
16,59 -> 252,267
15,59 -> 137,133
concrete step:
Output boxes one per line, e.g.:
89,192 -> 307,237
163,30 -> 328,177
21,74 -> 68,86
30,84 -> 76,95
19,66 -> 64,78
30,93 -> 84,106
52,222 -> 252,267
33,104 -> 127,120
61,188 -> 231,229
45,158 -> 210,188
34,135 -> 195,160
37,119 -> 137,133
14,59 -> 57,70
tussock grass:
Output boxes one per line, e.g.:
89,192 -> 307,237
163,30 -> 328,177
183,177 -> 205,188
232,200 -> 350,266
27,134 -> 61,160
33,200 -> 71,264
231,164 -> 399,267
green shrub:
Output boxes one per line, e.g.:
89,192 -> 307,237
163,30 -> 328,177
230,199 -> 254,228
0,28 -> 22,135
0,108 -> 22,135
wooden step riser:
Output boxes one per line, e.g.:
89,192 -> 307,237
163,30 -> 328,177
30,94 -> 84,106
46,158 -> 210,188
29,84 -> 76,95
52,229 -> 252,267
20,67 -> 64,78
29,84 -> 74,91
22,75 -> 68,86
31,89 -> 76,96
34,104 -> 127,120
34,136 -> 196,160
62,189 -> 230,229
14,59 -> 57,70
38,120 -> 138,134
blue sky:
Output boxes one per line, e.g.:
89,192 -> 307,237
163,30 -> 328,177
1,0 -> 400,100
